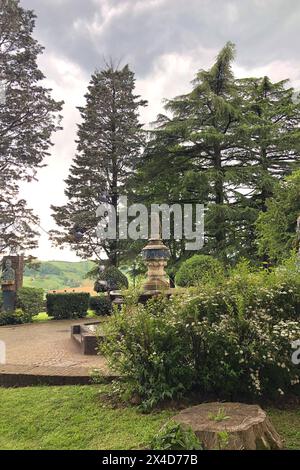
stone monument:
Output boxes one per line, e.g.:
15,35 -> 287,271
141,213 -> 170,296
1,255 -> 24,312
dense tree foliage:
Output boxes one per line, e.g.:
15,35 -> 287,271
256,170 -> 300,263
133,43 -> 300,265
0,0 -> 63,253
237,76 -> 300,212
51,64 -> 146,266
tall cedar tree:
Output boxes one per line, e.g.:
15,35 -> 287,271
134,43 -> 300,264
0,0 -> 63,253
135,42 -> 253,264
237,76 -> 300,212
51,65 -> 147,266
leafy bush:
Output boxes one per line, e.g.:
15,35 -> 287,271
102,265 -> 300,408
149,422 -> 202,450
0,309 -> 31,326
16,287 -> 44,317
184,259 -> 300,323
175,255 -> 224,287
46,292 -> 90,319
89,295 -> 112,316
102,296 -> 194,410
94,266 -> 129,292
186,312 -> 300,399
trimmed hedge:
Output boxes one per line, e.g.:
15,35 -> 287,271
0,309 -> 31,326
89,295 -> 112,316
16,287 -> 45,317
175,255 -> 224,287
46,292 -> 90,320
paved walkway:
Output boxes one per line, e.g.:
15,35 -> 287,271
0,319 -> 111,386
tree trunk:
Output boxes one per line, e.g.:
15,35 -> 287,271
172,402 -> 283,450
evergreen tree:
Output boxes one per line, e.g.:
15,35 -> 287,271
51,64 -> 147,265
134,44 -> 300,264
0,0 -> 63,253
135,42 -> 255,263
237,76 -> 300,212
256,170 -> 300,264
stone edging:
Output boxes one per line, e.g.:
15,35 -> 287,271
0,364 -> 117,387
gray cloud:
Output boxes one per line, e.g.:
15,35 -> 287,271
21,0 -> 300,79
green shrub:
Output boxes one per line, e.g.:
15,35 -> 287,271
175,255 -> 224,287
16,287 -> 44,317
149,422 -> 202,450
102,266 -> 300,408
89,295 -> 112,316
46,292 -> 90,319
186,312 -> 300,399
94,266 -> 129,292
102,296 -> 194,410
0,308 -> 30,326
182,259 -> 300,323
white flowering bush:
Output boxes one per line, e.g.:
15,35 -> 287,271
184,260 -> 300,322
101,263 -> 300,408
188,313 -> 300,398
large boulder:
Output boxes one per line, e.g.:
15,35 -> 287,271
172,402 -> 283,450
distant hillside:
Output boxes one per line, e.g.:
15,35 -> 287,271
23,260 -> 95,292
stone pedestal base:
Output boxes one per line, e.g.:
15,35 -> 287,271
143,260 -> 170,292
2,290 -> 16,312
172,402 -> 283,450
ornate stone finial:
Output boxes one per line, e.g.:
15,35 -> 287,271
150,211 -> 161,240
141,213 -> 170,293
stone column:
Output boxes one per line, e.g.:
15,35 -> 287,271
142,239 -> 170,293
1,255 -> 24,312
3,255 -> 24,291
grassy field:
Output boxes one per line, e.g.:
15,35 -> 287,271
24,260 -> 95,292
0,385 -> 299,450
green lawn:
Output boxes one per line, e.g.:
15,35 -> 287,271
0,385 -> 299,450
267,408 -> 300,450
32,312 -> 51,322
32,310 -> 99,322
0,386 -> 172,450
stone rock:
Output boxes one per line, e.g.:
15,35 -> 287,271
172,402 -> 283,450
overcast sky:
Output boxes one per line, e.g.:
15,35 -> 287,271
20,0 -> 300,261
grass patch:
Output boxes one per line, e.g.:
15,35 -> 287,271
32,312 -> 52,322
0,385 -> 299,450
267,408 -> 300,450
0,386 -> 172,450
32,311 -> 101,322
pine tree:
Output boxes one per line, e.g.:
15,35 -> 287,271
51,64 -> 147,265
256,170 -> 300,264
0,0 -> 63,253
135,42 -> 255,263
237,76 -> 300,212
134,45 -> 300,265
